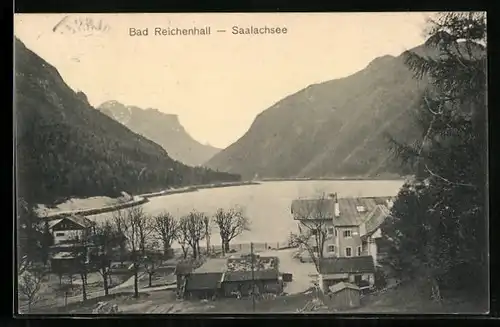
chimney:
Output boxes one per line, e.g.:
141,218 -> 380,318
334,193 -> 340,217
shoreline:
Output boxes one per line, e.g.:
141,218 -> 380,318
41,181 -> 260,220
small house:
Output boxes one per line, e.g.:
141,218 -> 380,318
318,256 -> 375,293
48,214 -> 96,245
325,282 -> 361,309
222,255 -> 282,297
183,272 -> 224,300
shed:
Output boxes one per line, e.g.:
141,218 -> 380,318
184,272 -> 224,299
326,282 -> 361,309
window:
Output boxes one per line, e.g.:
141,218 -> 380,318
312,246 -> 319,253
55,232 -> 65,237
345,247 -> 352,257
328,245 -> 336,253
357,246 -> 362,256
335,229 -> 338,237
343,230 -> 352,238
327,227 -> 334,234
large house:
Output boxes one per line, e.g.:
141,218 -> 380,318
48,214 -> 96,245
291,194 -> 394,267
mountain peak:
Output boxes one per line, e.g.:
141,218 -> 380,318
97,101 -> 220,166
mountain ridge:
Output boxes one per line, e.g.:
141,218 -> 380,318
15,37 -> 239,205
205,46 -> 429,179
98,101 -> 220,167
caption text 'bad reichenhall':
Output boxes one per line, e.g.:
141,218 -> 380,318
129,26 -> 288,36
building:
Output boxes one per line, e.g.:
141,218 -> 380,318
184,272 -> 224,300
291,194 -> 393,266
324,282 -> 361,310
317,256 -> 376,292
222,254 -> 283,297
48,214 -> 96,245
176,255 -> 284,299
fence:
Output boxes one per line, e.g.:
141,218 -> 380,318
190,241 -> 296,256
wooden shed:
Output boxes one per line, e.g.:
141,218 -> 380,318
326,282 -> 361,309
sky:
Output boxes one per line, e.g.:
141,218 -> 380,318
14,12 -> 431,148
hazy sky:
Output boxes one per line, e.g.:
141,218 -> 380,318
14,13 -> 431,148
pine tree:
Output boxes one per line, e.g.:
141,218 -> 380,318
382,12 -> 487,301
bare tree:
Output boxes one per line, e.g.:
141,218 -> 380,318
176,222 -> 190,259
90,221 -> 120,296
120,206 -> 151,298
19,265 -> 45,312
68,227 -> 94,302
203,215 -> 211,256
152,212 -> 179,258
179,211 -> 207,259
214,206 -> 250,256
112,209 -> 128,266
142,240 -> 163,288
289,193 -> 331,273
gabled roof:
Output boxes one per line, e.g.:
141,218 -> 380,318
52,214 -> 95,229
292,196 -> 394,227
362,205 -> 391,238
319,256 -> 375,275
329,282 -> 360,294
185,272 -> 223,291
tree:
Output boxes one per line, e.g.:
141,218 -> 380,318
214,207 -> 250,256
111,209 -> 128,265
90,221 -> 120,296
179,211 -> 207,259
142,242 -> 163,288
383,12 -> 487,301
120,206 -> 151,298
176,221 -> 190,259
288,193 -> 331,273
152,212 -> 179,258
203,215 -> 211,256
68,229 -> 93,302
17,198 -> 44,275
19,265 -> 46,313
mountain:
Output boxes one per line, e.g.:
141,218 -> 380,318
97,101 -> 220,167
14,38 -> 240,205
205,46 -> 438,180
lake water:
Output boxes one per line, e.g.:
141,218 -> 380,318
88,180 -> 405,246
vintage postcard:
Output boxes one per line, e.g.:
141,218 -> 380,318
14,12 -> 488,315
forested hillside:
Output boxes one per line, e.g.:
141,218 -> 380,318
15,38 -> 240,205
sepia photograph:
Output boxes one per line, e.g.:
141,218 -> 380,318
14,12 -> 488,315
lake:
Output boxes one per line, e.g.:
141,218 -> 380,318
88,180 -> 405,246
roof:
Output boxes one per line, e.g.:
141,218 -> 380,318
291,196 -> 394,227
185,272 -> 223,291
194,258 -> 228,273
51,251 -> 76,259
223,269 -> 279,282
319,256 -> 375,275
329,282 -> 360,294
48,219 -> 63,229
362,205 -> 391,238
174,262 -> 194,275
52,214 -> 95,229
226,255 -> 279,272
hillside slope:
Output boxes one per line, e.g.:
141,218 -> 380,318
15,38 -> 239,205
98,102 -> 220,167
205,47 -> 433,180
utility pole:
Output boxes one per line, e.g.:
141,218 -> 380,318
251,242 -> 256,312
